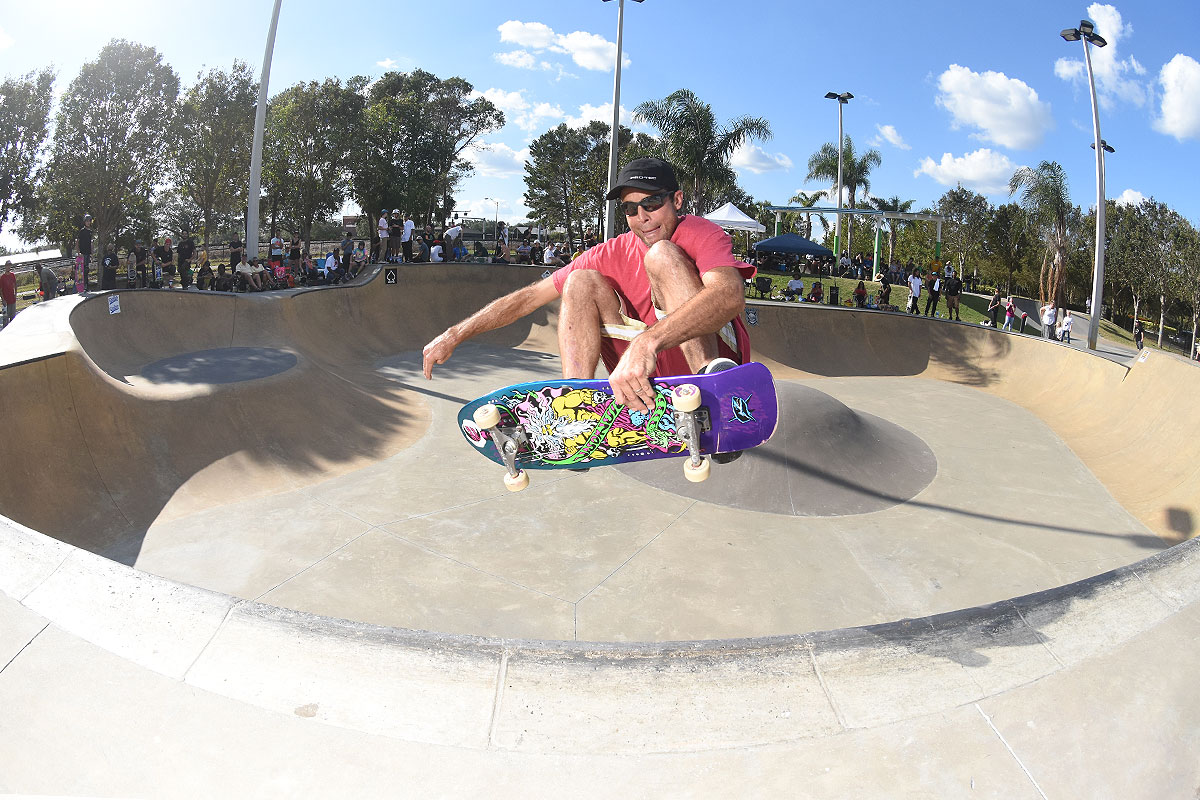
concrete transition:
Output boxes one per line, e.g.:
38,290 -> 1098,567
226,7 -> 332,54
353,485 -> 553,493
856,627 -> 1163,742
1,266 -> 1199,797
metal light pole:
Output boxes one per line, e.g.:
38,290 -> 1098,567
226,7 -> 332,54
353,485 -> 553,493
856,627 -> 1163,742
824,92 -> 852,260
602,0 -> 644,241
1061,20 -> 1109,350
247,0 -> 283,262
483,197 -> 499,242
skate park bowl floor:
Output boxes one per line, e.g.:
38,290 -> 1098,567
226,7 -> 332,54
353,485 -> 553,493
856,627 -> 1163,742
2,264 -> 1199,795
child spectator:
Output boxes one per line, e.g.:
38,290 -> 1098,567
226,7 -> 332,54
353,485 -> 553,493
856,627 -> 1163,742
351,241 -> 366,277
807,281 -> 824,303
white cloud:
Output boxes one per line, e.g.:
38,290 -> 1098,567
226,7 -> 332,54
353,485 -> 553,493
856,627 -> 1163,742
1154,54 -> 1200,141
376,58 -> 397,69
1054,4 -> 1149,109
564,102 -> 631,129
914,149 -> 1022,194
496,19 -> 628,73
730,143 -> 793,174
0,26 -> 14,50
936,64 -> 1053,150
465,141 -> 529,179
494,51 -> 536,70
872,124 -> 911,150
1115,189 -> 1146,206
476,88 -> 565,133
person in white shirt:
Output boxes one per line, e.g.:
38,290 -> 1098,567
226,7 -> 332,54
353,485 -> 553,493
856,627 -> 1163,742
324,249 -> 341,282
236,257 -> 263,291
907,269 -> 922,314
544,242 -> 565,267
1058,310 -> 1073,343
443,224 -> 462,262
839,252 -> 851,277
1040,302 -> 1058,340
377,210 -> 389,263
429,243 -> 444,263
401,213 -> 415,262
784,277 -> 805,301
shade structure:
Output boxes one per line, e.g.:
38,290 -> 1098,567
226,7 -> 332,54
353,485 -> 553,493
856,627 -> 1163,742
752,232 -> 834,258
704,202 -> 766,233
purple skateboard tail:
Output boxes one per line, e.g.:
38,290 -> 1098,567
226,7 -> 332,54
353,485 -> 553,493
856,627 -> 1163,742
459,362 -> 778,471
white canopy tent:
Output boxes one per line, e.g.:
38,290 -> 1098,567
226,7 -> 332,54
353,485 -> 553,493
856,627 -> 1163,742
703,202 -> 766,233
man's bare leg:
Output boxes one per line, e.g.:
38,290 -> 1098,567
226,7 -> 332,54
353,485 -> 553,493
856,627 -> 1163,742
643,241 -> 719,372
558,269 -> 623,379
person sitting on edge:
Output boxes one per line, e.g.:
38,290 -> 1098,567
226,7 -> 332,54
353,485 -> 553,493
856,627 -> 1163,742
806,281 -> 824,303
783,276 -> 805,301
422,157 -> 754,453
515,241 -> 532,264
236,256 -> 262,291
213,264 -> 234,292
429,240 -> 444,263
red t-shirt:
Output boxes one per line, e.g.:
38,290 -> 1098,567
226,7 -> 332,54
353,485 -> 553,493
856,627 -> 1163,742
551,215 -> 755,373
0,270 -> 16,305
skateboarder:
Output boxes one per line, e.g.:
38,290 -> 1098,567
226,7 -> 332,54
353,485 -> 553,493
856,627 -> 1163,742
422,157 -> 753,416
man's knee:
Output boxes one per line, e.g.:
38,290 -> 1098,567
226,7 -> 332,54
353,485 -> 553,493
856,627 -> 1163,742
643,240 -> 695,280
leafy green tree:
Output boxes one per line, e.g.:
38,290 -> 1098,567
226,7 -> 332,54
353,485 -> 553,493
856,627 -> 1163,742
523,124 -> 590,246
1105,199 -> 1157,328
0,68 -> 54,235
806,135 -> 881,259
1139,199 -> 1190,347
1174,220 -> 1200,357
170,62 -> 256,247
869,194 -> 913,266
1009,161 -> 1077,313
935,186 -> 991,278
788,190 -> 828,239
979,203 -> 1035,294
262,77 -> 365,246
23,40 -> 179,285
633,89 -> 770,215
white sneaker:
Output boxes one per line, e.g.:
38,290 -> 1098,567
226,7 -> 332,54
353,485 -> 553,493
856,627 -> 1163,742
701,357 -> 738,375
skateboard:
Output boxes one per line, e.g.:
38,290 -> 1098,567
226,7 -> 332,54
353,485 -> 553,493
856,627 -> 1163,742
459,361 -> 778,491
74,255 -> 86,293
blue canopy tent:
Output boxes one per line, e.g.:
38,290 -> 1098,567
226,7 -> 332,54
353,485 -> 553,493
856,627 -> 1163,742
752,233 -> 833,258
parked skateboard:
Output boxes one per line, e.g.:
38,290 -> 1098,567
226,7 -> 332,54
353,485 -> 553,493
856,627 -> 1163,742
459,361 -> 778,491
74,254 -> 86,293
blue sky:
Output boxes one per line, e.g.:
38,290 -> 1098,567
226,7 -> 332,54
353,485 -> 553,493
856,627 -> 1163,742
2,0 -> 1199,247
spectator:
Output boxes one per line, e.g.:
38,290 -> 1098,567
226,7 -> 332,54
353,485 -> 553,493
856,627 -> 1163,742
340,232 -> 354,270
229,237 -> 244,271
132,239 -> 150,287
583,227 -> 595,250
544,241 -> 565,268
376,209 -> 389,263
443,222 -> 463,261
213,263 -> 234,292
987,287 -> 1003,327
177,231 -> 196,290
429,240 -> 444,263
196,254 -> 214,290
269,230 -> 284,271
0,261 -> 16,328
923,271 -> 941,317
529,239 -> 544,266
942,267 -> 963,321
289,234 -> 301,270
324,249 -> 342,283
100,242 -> 120,290
77,213 -> 94,290
401,212 -> 415,263
389,210 -> 403,262
236,255 -> 262,291
907,269 -> 922,314
783,275 -> 804,301
879,271 -> 891,307
414,235 -> 430,263
806,281 -> 824,303
515,241 -> 532,264
153,237 -> 174,287
1134,319 -> 1144,350
853,280 -> 867,308
1059,310 -> 1074,343
351,241 -> 367,277
39,262 -> 59,301
1039,302 -> 1057,340
1002,298 -> 1017,331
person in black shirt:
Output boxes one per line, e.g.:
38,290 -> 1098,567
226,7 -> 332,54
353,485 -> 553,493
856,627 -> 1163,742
153,238 -> 174,288
177,232 -> 196,289
77,214 -> 94,290
100,242 -> 119,290
288,235 -> 301,269
230,238 -> 243,268
133,239 -> 150,287
879,271 -> 891,307
943,267 -> 964,321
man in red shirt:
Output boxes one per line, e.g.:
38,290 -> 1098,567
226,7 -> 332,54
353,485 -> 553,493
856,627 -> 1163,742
422,157 -> 753,413
0,261 -> 17,329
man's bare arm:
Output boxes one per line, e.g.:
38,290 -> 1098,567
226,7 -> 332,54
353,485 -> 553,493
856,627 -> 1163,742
422,275 -> 560,379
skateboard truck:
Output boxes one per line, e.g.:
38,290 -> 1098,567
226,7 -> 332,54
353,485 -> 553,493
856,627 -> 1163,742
671,384 -> 710,482
473,405 -> 530,491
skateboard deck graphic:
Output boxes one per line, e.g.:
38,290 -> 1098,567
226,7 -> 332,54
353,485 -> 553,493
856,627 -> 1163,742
459,362 -> 778,476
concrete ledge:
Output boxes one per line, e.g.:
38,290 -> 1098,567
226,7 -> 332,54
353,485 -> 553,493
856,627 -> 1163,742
2,513 -> 1196,754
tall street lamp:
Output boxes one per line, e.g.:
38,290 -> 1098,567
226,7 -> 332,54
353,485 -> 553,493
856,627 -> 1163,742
1061,19 -> 1108,351
483,197 -> 500,243
602,0 -> 644,241
247,0 -> 283,262
824,91 -> 852,260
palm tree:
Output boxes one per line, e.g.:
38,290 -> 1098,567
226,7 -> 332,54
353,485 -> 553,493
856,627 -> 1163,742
633,89 -> 772,215
1009,161 -> 1072,311
788,189 -> 827,239
870,195 -> 915,268
805,135 -> 881,258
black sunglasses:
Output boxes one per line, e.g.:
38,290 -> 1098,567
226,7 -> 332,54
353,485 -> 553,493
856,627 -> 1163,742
619,192 -> 673,217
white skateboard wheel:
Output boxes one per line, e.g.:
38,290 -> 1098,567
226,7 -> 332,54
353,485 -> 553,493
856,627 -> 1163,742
504,470 -> 530,492
673,383 -> 701,413
473,404 -> 501,429
683,456 -> 710,483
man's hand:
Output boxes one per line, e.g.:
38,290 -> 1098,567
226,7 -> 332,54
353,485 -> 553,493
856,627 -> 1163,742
607,336 -> 660,413
422,329 -> 458,379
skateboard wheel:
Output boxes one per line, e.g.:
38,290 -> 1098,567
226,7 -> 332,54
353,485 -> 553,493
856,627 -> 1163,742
473,404 -> 502,430
673,383 -> 701,413
683,456 -> 710,483
503,470 -> 530,492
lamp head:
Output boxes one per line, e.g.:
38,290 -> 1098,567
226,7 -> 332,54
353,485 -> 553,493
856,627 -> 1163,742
825,91 -> 853,103
1078,19 -> 1094,35
1060,27 -> 1082,41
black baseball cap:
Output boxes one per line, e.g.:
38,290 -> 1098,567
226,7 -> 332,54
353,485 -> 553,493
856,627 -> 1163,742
605,157 -> 679,200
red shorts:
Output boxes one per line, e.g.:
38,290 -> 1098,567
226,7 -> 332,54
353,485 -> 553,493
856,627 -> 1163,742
600,293 -> 746,378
